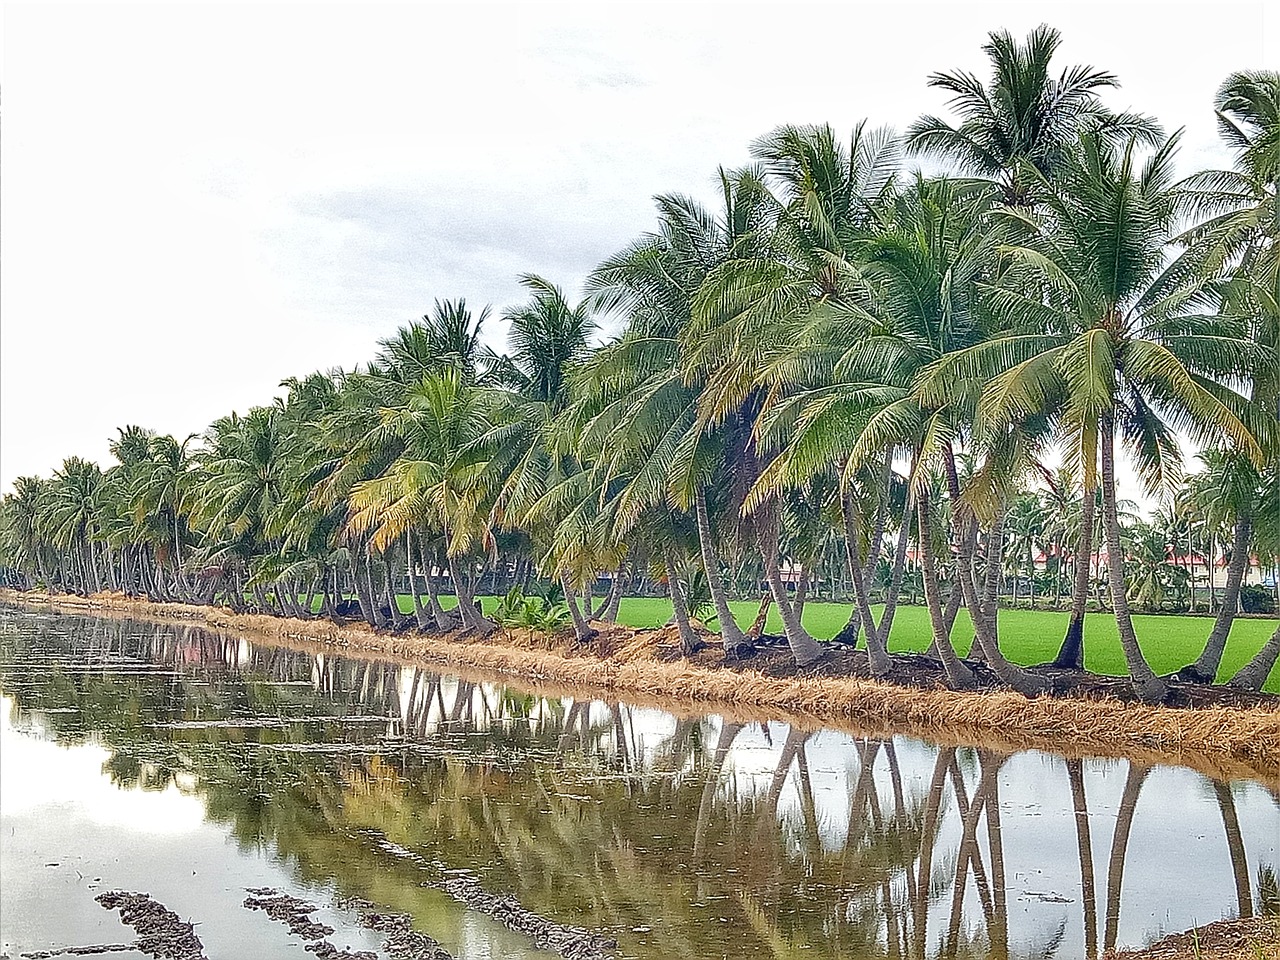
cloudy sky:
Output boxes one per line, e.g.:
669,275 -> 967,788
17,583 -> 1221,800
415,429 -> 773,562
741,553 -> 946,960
1,1 -> 1274,499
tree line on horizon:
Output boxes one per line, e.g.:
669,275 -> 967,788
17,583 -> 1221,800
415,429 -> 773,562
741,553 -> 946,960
3,26 -> 1278,702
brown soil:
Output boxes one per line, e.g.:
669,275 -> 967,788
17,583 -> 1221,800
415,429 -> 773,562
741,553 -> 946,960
4,590 -> 1279,787
1110,915 -> 1280,959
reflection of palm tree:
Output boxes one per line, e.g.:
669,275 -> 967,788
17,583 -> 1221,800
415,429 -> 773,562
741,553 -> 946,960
1103,763 -> 1149,953
1214,780 -> 1254,920
913,747 -> 955,959
1066,758 -> 1099,960
693,721 -> 743,861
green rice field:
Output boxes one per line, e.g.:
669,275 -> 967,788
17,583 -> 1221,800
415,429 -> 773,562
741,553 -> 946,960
406,594 -> 1280,692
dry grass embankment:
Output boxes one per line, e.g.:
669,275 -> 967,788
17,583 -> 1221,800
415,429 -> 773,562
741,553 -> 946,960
4,589 -> 1279,785
1109,916 -> 1280,960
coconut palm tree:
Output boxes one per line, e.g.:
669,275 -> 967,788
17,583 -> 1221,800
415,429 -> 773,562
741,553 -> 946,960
906,24 -> 1162,205
39,457 -> 107,594
346,369 -> 500,635
582,169 -> 779,658
689,123 -> 900,668
919,131 -> 1261,702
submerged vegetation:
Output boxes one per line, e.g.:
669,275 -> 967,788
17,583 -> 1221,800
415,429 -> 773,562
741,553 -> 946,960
3,27 -> 1279,704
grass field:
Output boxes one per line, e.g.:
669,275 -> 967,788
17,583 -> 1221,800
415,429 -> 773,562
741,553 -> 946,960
399,594 -> 1280,692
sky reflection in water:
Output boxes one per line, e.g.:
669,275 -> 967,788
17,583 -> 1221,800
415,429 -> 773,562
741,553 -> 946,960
0,607 -> 1276,960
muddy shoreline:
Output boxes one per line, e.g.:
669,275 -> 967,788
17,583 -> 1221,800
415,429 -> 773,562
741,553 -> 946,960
4,589 -> 1278,785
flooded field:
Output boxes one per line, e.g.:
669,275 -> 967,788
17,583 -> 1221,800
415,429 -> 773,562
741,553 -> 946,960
0,607 -> 1276,960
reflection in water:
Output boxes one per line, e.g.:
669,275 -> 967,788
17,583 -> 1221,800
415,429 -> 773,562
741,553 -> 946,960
1,608 -> 1277,960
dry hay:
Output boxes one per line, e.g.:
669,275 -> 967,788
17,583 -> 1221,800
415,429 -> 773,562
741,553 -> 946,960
4,589 -> 1278,786
1109,916 -> 1280,959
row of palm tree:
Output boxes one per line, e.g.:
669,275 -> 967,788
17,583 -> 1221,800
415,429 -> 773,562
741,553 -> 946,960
3,26 -> 1278,701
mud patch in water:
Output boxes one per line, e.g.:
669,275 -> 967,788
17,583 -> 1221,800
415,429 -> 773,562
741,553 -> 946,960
95,891 -> 205,959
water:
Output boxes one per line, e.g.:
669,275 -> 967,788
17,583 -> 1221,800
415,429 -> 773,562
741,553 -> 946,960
0,607 -> 1275,960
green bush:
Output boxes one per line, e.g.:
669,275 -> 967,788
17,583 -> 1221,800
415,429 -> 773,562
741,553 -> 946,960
1240,584 -> 1277,615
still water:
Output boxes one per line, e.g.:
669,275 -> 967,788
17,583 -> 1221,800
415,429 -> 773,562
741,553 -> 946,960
0,607 -> 1275,960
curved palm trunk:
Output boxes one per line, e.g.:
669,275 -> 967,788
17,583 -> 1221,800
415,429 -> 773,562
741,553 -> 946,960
663,546 -> 702,656
1055,489 -> 1095,668
349,554 -> 378,626
980,506 -> 1006,638
450,556 -> 496,635
560,572 -> 596,644
761,505 -> 825,667
694,489 -> 750,656
1185,516 -> 1252,683
1067,758 -> 1099,960
876,504 -> 912,648
918,489 -> 974,688
406,531 -> 431,630
841,486 -> 892,676
937,449 -> 1045,693
1228,621 -> 1280,691
746,593 -> 772,638
599,561 -> 625,624
1100,417 -> 1167,703
1103,763 -> 1148,954
420,545 -> 455,630
381,554 -> 408,629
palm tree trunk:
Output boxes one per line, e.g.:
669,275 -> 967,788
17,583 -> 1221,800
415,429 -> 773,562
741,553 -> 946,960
840,486 -> 892,675
406,531 -> 431,630
1100,416 -> 1167,703
746,593 -> 771,638
944,459 -> 1045,694
349,553 -> 378,626
1053,534 -> 1065,609
1227,621 -> 1280,691
560,573 -> 596,644
1067,759 -> 1098,960
1187,527 -> 1198,613
381,554 -> 407,629
1209,530 -> 1218,610
1057,489 -> 1096,668
420,544 -> 454,630
694,488 -> 750,656
448,556 -> 494,635
761,504 -> 825,666
1185,516 -> 1252,683
664,546 -> 702,656
918,489 -> 974,689
599,561 -> 625,623
877,503 -> 912,649
981,505 -> 1005,637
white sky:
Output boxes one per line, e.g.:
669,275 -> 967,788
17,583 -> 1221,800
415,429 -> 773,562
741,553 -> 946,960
2,1 -> 1275,504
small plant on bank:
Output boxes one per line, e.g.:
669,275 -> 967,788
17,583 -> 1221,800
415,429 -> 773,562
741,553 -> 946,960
492,586 -> 572,634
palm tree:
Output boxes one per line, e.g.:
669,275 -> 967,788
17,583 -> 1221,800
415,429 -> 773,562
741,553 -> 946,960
1176,452 -> 1262,680
583,170 -> 779,658
0,476 -> 53,589
689,123 -> 900,668
906,24 -> 1162,205
346,369 -> 500,635
920,131 -> 1261,702
1178,71 -> 1280,690
39,457 -> 106,594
